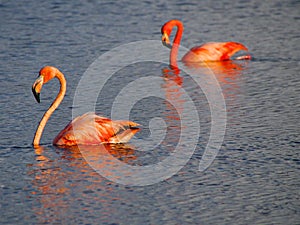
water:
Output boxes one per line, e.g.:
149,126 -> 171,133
0,0 -> 299,224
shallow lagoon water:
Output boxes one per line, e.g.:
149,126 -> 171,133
0,0 -> 299,224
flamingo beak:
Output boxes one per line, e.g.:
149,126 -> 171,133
162,32 -> 172,49
32,76 -> 44,103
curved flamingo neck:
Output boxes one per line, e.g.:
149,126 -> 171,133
169,20 -> 184,68
33,71 -> 66,146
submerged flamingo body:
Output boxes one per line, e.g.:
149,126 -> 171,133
53,112 -> 139,146
182,42 -> 249,62
32,66 -> 139,146
161,20 -> 251,66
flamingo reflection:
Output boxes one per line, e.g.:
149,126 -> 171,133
183,60 -> 249,101
160,58 -> 249,145
160,66 -> 185,149
29,144 -> 137,224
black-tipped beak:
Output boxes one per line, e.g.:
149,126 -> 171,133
162,33 -> 172,49
32,76 -> 43,103
162,41 -> 172,49
32,89 -> 40,103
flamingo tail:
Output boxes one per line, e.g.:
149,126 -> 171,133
108,121 -> 140,143
221,42 -> 251,60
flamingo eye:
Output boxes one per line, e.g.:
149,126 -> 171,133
162,33 -> 169,42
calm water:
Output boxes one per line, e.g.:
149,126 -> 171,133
0,0 -> 299,224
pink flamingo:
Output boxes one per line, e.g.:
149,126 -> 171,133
32,66 -> 140,146
161,19 -> 251,66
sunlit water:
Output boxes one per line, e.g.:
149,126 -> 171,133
0,1 -> 299,224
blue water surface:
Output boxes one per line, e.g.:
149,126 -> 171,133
0,1 -> 299,224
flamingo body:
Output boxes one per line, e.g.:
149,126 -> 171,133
53,112 -> 140,146
161,20 -> 251,66
32,66 -> 139,146
182,42 -> 249,62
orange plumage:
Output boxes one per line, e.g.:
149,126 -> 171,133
53,112 -> 139,146
32,66 -> 139,146
182,42 -> 249,62
161,20 -> 251,67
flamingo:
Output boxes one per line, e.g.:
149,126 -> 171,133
161,19 -> 251,67
32,66 -> 140,146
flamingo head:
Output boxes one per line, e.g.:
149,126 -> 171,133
32,66 -> 58,103
161,32 -> 172,49
161,20 -> 183,49
161,22 -> 173,49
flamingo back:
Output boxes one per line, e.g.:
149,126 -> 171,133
53,112 -> 140,146
182,42 -> 249,62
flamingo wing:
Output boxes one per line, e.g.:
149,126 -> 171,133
182,42 -> 250,62
53,112 -> 140,146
